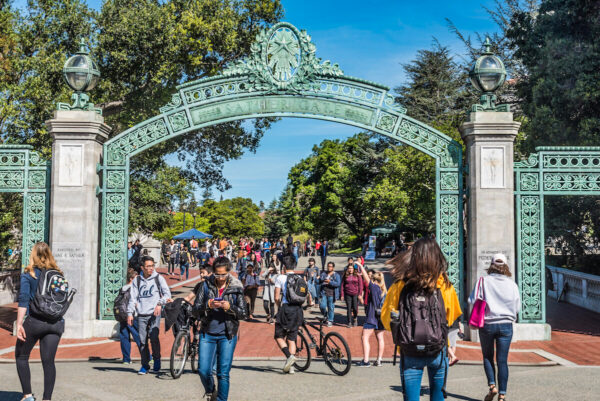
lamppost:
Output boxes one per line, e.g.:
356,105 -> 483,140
469,37 -> 509,112
57,38 -> 102,113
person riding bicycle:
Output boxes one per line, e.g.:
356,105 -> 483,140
193,257 -> 246,401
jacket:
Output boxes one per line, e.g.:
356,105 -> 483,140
318,271 -> 341,301
468,274 -> 521,324
340,273 -> 363,299
261,272 -> 278,302
127,271 -> 171,316
193,274 -> 247,339
381,276 -> 462,331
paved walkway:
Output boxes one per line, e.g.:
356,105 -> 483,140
2,256 -> 600,367
0,360 -> 597,400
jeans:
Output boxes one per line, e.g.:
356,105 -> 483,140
180,262 -> 189,279
119,320 -> 142,363
198,333 -> 238,401
344,294 -> 358,324
319,295 -> 335,322
137,315 -> 161,369
400,348 -> 447,401
168,257 -> 176,274
479,323 -> 513,395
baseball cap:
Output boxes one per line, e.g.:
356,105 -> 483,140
492,253 -> 508,265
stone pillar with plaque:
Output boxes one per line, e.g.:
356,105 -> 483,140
461,111 -> 550,341
46,110 -> 113,339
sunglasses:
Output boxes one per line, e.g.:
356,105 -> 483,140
214,274 -> 228,278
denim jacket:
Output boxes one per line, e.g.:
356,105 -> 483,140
318,271 -> 341,301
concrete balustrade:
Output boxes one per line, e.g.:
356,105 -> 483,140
547,265 -> 600,313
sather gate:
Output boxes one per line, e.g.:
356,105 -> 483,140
95,22 -> 464,319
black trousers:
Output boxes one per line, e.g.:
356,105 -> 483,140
168,257 -> 177,274
244,287 -> 258,316
263,299 -> 275,319
15,316 -> 64,400
344,294 -> 358,324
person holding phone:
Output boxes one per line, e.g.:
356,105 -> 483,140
194,257 -> 246,401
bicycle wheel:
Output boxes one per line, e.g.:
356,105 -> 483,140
293,331 -> 311,372
323,331 -> 352,376
170,330 -> 190,379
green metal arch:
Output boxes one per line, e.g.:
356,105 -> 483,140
97,22 -> 464,319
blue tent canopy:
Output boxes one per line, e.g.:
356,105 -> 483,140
172,229 -> 213,240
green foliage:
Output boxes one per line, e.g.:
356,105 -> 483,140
262,199 -> 288,240
156,197 -> 264,240
0,194 -> 22,268
1,0 -> 283,234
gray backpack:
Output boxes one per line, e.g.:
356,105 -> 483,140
286,274 -> 308,306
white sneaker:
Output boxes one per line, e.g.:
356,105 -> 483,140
289,366 -> 295,374
283,355 -> 297,373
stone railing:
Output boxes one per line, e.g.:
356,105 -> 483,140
547,265 -> 600,313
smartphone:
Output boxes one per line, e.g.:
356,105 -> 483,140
213,297 -> 223,302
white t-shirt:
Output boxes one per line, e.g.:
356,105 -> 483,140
275,272 -> 295,304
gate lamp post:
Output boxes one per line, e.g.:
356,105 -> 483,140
469,38 -> 509,112
57,38 -> 102,114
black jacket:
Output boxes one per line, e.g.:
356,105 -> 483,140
193,274 -> 247,339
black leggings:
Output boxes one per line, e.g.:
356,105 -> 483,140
344,294 -> 358,324
15,316 -> 64,400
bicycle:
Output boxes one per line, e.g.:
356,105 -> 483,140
170,302 -> 199,379
293,317 -> 352,376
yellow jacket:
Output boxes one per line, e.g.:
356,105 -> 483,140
381,276 -> 462,331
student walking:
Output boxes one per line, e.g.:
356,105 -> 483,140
469,254 -> 521,401
274,262 -> 304,374
168,240 -> 178,276
15,242 -> 71,401
179,245 -> 192,281
127,256 -> 171,375
194,257 -> 246,401
341,264 -> 363,327
318,262 -> 341,327
119,268 -> 143,364
357,268 -> 386,366
381,238 -> 462,401
320,239 -> 328,269
304,258 -> 319,307
242,265 -> 260,319
261,265 -> 279,323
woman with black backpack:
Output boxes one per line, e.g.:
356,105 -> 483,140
381,238 -> 462,401
15,242 -> 72,401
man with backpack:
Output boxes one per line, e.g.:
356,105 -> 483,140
274,260 -> 308,374
127,256 -> 171,375
115,268 -> 142,364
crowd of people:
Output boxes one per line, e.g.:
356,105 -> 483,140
15,237 -> 521,401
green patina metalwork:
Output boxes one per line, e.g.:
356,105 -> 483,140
515,146 -> 600,322
97,22 -> 464,319
0,145 -> 51,268
469,38 -> 509,113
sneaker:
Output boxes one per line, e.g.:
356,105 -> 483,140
327,321 -> 333,327
138,366 -> 149,375
289,366 -> 295,374
283,355 -> 297,373
357,360 -> 371,367
22,396 -> 35,401
374,360 -> 383,367
153,359 -> 161,372
122,360 -> 132,365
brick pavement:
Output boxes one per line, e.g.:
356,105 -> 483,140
2,266 -> 600,366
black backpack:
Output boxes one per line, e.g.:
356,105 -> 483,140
113,287 -> 131,324
286,274 -> 308,306
29,269 -> 77,323
391,285 -> 448,358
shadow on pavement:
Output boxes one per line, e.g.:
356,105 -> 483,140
232,363 -> 328,376
0,391 -> 22,401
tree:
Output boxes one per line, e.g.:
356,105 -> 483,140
1,0 -> 283,234
262,199 -> 288,239
199,197 -> 264,239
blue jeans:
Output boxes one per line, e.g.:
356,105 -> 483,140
319,295 -> 335,322
479,323 -> 513,395
198,333 -> 238,401
119,320 -> 142,363
180,263 -> 189,279
400,348 -> 447,401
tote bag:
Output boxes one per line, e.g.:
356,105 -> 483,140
469,277 -> 486,328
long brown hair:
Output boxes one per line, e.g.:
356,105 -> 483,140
388,237 -> 449,293
25,242 -> 62,278
487,262 -> 512,277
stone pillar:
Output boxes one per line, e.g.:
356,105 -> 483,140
46,110 -> 113,339
461,111 -> 550,341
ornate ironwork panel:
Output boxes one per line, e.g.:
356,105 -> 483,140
0,145 -> 51,268
98,22 -> 465,319
515,146 -> 600,323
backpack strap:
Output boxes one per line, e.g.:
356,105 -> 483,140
154,275 -> 164,298
136,275 -> 142,301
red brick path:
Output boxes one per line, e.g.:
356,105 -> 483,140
2,273 -> 600,366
